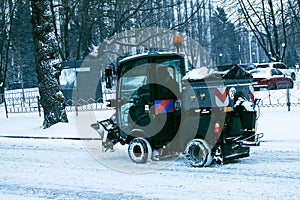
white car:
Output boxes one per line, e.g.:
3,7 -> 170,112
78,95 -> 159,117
256,62 -> 296,80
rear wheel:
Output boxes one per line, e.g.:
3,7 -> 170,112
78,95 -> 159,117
128,138 -> 152,163
184,139 -> 212,167
270,83 -> 277,90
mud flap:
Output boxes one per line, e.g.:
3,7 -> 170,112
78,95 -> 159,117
222,142 -> 250,162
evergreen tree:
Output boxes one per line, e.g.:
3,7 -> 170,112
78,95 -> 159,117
10,0 -> 37,89
211,7 -> 239,65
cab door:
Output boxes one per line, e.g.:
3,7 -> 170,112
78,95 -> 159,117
148,59 -> 182,147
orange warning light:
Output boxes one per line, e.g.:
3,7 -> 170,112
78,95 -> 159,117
174,35 -> 182,46
173,35 -> 182,52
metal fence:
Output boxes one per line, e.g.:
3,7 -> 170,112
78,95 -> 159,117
0,87 -> 115,117
1,82 -> 300,117
255,82 -> 300,109
3,95 -> 41,113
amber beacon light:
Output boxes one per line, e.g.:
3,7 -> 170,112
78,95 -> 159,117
173,35 -> 182,52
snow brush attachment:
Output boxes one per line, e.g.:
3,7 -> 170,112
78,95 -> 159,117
90,114 -> 120,152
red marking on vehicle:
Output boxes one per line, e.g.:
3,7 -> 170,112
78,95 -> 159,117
215,87 -> 229,107
154,99 -> 174,114
249,85 -> 255,101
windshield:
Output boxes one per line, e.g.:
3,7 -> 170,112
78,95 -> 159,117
118,61 -> 150,133
118,56 -> 184,98
257,64 -> 269,68
250,70 -> 267,75
250,70 -> 270,78
119,60 -> 149,100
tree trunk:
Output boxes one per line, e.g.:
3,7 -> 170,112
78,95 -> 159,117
31,0 -> 68,128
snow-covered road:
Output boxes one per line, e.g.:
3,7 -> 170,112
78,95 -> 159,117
1,137 -> 300,200
1,106 -> 300,199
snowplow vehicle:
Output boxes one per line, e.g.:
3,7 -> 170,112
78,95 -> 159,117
91,51 -> 263,167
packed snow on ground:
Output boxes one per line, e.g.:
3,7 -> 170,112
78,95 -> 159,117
0,105 -> 300,199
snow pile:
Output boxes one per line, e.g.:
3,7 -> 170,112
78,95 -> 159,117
0,107 -> 114,139
0,106 -> 299,141
182,67 -> 211,80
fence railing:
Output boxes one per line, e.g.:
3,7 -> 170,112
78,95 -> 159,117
3,95 -> 41,113
0,87 -> 115,117
1,82 -> 300,117
255,82 -> 300,109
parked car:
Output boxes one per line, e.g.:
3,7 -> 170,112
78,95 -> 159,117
237,63 -> 256,71
256,62 -> 296,80
250,68 -> 294,91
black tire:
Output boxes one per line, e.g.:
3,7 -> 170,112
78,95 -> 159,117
270,84 -> 277,90
184,139 -> 212,167
128,138 -> 152,163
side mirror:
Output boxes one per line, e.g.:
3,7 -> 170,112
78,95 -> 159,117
105,68 -> 113,89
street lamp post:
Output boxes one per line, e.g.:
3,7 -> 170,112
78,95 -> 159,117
252,52 -> 256,63
219,53 -> 223,65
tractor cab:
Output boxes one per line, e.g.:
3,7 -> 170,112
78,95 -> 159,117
110,52 -> 186,149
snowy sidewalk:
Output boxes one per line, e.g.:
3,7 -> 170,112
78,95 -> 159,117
1,106 -> 300,142
0,108 -> 115,139
255,106 -> 300,141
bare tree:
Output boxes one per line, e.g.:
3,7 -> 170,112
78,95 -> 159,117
0,0 -> 7,94
287,0 -> 300,26
31,0 -> 68,128
238,0 -> 288,62
0,0 -> 18,95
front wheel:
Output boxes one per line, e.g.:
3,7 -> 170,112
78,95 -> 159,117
128,138 -> 152,163
184,139 -> 213,167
